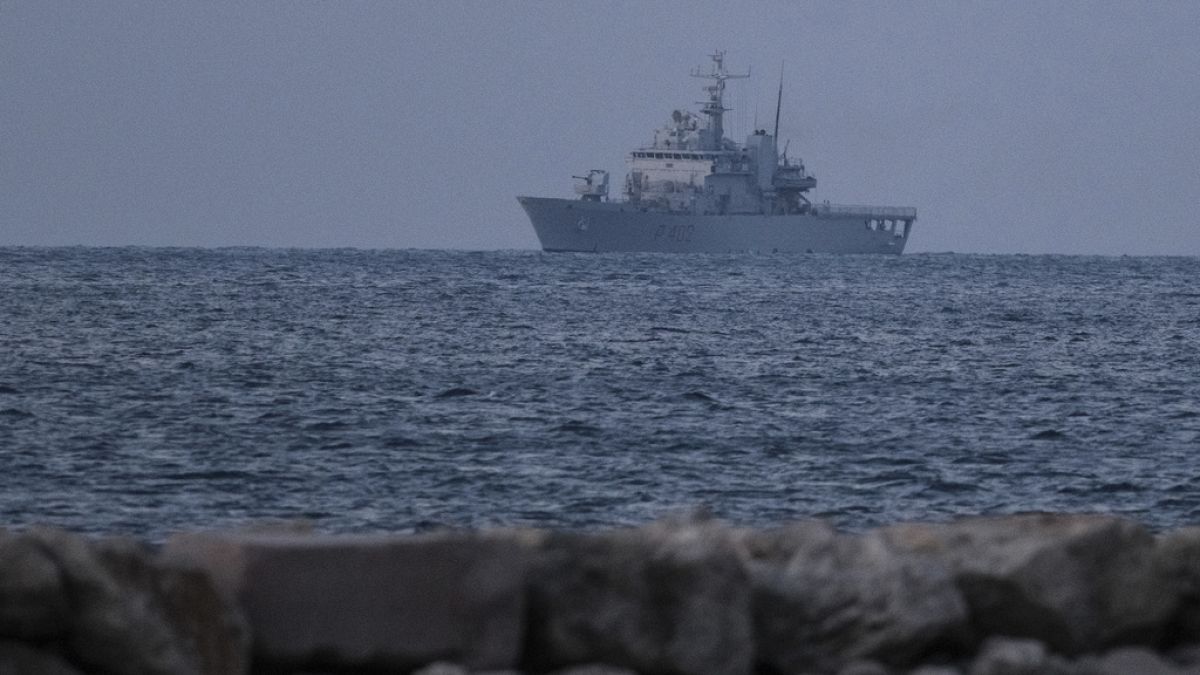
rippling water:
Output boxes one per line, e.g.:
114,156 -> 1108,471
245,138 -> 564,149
1,247 -> 1198,539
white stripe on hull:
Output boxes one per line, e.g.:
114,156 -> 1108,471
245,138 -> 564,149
518,197 -> 910,254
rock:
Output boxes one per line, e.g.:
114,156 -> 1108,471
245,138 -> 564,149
0,528 -> 249,675
8,515 -> 1195,675
907,667 -> 963,675
33,530 -> 196,674
744,521 -> 969,673
523,517 -> 752,675
156,565 -> 251,675
1075,646 -> 1196,675
837,659 -> 893,675
411,663 -> 527,675
551,665 -> 641,675
734,519 -> 835,562
0,531 -> 71,640
1155,527 -> 1200,645
27,528 -> 247,675
968,636 -> 1074,675
160,529 -> 526,672
0,641 -> 86,675
882,514 -> 1175,653
1169,643 -> 1200,665
412,662 -> 471,675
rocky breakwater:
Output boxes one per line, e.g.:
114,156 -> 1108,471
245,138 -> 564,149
0,527 -> 246,674
5,514 -> 1200,674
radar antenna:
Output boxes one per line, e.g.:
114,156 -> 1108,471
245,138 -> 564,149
689,50 -> 749,149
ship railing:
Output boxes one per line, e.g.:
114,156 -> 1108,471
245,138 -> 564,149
814,204 -> 917,219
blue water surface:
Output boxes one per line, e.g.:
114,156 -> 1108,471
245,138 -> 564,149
1,248 -> 1198,539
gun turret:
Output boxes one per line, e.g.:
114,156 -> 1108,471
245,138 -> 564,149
573,169 -> 609,202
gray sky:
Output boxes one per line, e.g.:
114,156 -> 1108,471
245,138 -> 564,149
3,1 -> 1198,254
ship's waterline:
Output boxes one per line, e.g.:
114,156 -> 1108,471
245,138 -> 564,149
518,196 -> 911,254
520,51 -> 916,254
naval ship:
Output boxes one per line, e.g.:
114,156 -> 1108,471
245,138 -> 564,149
518,52 -> 916,254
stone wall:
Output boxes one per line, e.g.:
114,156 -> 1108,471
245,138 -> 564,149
5,513 -> 1200,674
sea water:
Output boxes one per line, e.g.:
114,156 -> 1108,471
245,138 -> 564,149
1,247 -> 1198,540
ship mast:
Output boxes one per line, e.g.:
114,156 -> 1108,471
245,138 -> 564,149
690,51 -> 748,151
773,62 -> 784,141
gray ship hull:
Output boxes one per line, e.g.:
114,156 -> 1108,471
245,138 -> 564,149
518,197 -> 912,254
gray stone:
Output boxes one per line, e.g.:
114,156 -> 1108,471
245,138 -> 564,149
551,665 -> 641,675
53,532 -> 204,675
156,565 -> 251,675
1075,647 -> 1190,675
882,514 -> 1175,653
1169,643 -> 1200,665
968,636 -> 1074,675
837,659 -> 893,675
1156,528 -> 1200,645
0,531 -> 71,640
734,519 -> 835,562
410,663 -> 526,675
745,522 -> 969,674
0,528 -> 249,675
412,663 -> 470,675
523,517 -> 752,675
16,528 -> 246,675
160,529 -> 526,672
908,667 -> 963,675
0,641 -> 86,675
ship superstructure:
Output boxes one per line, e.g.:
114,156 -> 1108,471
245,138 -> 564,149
518,52 -> 916,254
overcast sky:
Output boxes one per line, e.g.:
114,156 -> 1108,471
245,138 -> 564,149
3,1 -> 1198,254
